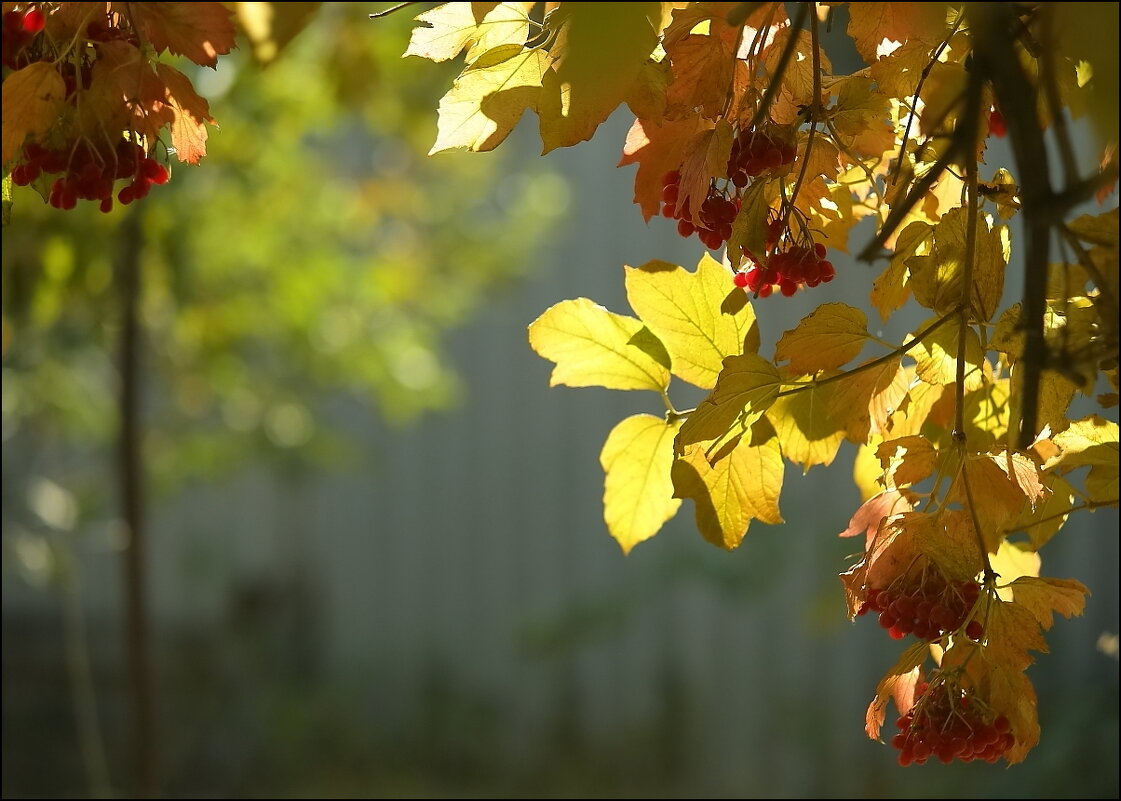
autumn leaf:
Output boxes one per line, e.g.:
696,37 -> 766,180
404,2 -> 531,63
1,63 -> 66,166
538,2 -> 662,152
527,298 -> 670,392
871,221 -> 930,321
665,32 -> 735,120
766,382 -> 846,471
619,115 -> 711,220
774,303 -> 870,374
1045,415 -> 1119,503
600,414 -> 682,553
1002,475 -> 1076,549
1007,576 -> 1089,630
430,46 -> 548,153
624,254 -> 759,390
676,353 -> 781,451
865,641 -> 929,740
125,2 -> 237,68
234,2 -> 322,65
876,435 -> 940,489
156,64 -> 216,165
948,451 -> 1042,551
672,432 -> 783,550
828,76 -> 895,159
905,206 -> 1010,322
846,2 -> 950,62
910,315 -> 989,391
839,489 -> 915,548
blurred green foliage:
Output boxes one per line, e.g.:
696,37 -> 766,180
1,5 -> 565,518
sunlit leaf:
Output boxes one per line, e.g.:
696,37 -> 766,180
600,414 -> 682,553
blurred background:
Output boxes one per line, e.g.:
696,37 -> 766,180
2,5 -> 1118,798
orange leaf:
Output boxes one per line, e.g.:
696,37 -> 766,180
125,2 -> 237,68
619,115 -> 709,221
156,64 -> 216,164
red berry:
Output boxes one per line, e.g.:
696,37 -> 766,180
965,620 -> 984,640
662,183 -> 679,204
994,715 -> 1011,734
21,7 -> 45,34
99,196 -> 113,213
989,109 -> 1007,138
733,271 -> 750,288
677,218 -> 695,237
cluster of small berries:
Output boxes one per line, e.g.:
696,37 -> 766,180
858,577 -> 983,642
893,681 -> 1014,766
659,127 -> 796,253
2,5 -> 45,69
734,240 -> 836,297
11,140 -> 169,212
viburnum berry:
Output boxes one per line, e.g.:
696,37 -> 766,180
858,573 -> 982,642
732,271 -> 750,288
21,6 -> 45,35
988,109 -> 1007,138
893,679 -> 1015,766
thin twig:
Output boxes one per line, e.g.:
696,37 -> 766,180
780,4 -> 821,230
747,1 -> 810,132
369,2 -> 418,21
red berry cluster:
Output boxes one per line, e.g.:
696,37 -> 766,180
2,6 -> 45,69
858,576 -> 982,642
735,239 -> 836,297
11,139 -> 170,212
726,129 -> 797,189
659,126 -> 796,253
892,681 -> 1015,765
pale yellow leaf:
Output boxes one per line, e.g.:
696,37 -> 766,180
624,254 -> 760,390
676,354 -> 781,450
527,298 -> 670,391
600,414 -> 683,554
430,46 -> 547,154
405,2 -> 532,63
1008,576 -> 1089,630
910,315 -> 989,391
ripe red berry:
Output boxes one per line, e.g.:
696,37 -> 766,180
21,6 -> 45,34
965,620 -> 984,640
989,109 -> 1007,138
733,271 -> 750,288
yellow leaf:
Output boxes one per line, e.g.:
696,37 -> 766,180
1,62 -> 67,166
1007,576 -> 1089,630
405,2 -> 532,63
1047,414 -> 1119,502
1002,475 -> 1075,549
527,298 -> 670,392
905,207 -> 1010,322
430,46 -> 547,154
676,353 -> 781,450
538,3 -> 662,152
948,640 -> 1040,764
910,315 -> 989,391
871,221 -> 930,321
774,303 -> 870,374
600,414 -> 683,554
853,442 -> 888,502
671,434 -> 784,550
766,383 -> 846,472
829,76 -> 895,158
989,540 -> 1041,598
624,254 -> 760,390
846,2 -> 949,62
948,451 -> 1042,552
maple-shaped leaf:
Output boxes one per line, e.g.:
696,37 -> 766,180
527,298 -> 670,392
125,2 -> 236,68
600,414 -> 683,553
766,382 -> 846,472
156,64 -> 216,165
430,46 -> 548,153
865,641 -> 929,740
404,2 -> 532,64
1045,415 -> 1119,503
846,2 -> 950,63
1,62 -> 66,166
672,432 -> 783,550
775,303 -> 870,374
619,115 -> 711,221
905,207 -> 1010,322
676,353 -> 781,452
624,255 -> 759,390
1007,576 -> 1090,630
868,37 -> 940,100
909,315 -> 989,391
538,3 -> 662,152
871,221 -> 931,321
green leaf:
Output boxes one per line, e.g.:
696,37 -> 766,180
775,303 -> 870,374
671,433 -> 783,550
430,46 -> 547,154
624,254 -> 759,390
600,414 -> 682,553
528,297 -> 670,392
676,353 -> 781,450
